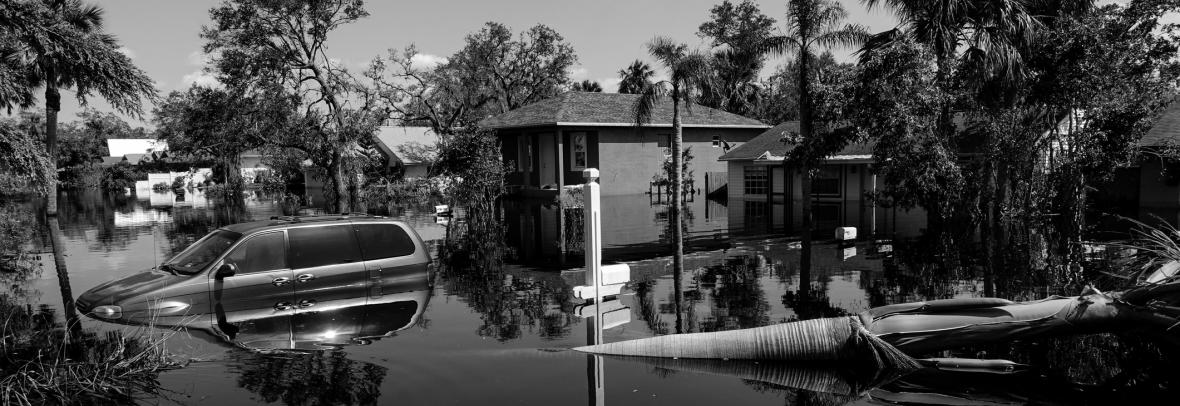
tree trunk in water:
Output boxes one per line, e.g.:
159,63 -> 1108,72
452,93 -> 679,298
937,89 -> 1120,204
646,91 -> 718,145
797,49 -> 813,272
672,92 -> 685,334
45,84 -> 60,216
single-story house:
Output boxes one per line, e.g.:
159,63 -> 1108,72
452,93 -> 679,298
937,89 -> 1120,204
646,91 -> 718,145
719,122 -> 927,237
478,92 -> 770,196
372,126 -> 438,178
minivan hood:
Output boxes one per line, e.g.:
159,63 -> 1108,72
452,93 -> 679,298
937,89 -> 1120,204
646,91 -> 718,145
78,269 -> 189,309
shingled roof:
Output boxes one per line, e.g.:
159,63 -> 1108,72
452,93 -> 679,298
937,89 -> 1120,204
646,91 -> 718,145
719,121 -> 873,162
478,92 -> 769,130
1141,100 -> 1180,148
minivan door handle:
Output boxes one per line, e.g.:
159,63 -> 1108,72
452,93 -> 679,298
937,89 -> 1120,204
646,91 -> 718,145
296,273 -> 315,283
274,302 -> 294,311
272,277 -> 291,286
298,299 -> 316,308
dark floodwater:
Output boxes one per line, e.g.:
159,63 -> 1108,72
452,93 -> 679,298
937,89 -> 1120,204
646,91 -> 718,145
10,189 -> 1180,405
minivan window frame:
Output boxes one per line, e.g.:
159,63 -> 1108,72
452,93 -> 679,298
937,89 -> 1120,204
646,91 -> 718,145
285,222 -> 364,270
218,229 -> 290,276
203,228 -> 289,278
354,221 -> 417,261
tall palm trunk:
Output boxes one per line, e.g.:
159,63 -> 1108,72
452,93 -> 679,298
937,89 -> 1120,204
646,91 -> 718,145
797,50 -> 813,271
672,90 -> 685,334
45,80 -> 60,216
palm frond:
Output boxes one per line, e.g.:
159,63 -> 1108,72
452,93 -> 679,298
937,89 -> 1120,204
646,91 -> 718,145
814,24 -> 870,49
761,35 -> 801,57
647,36 -> 687,69
633,80 -> 668,127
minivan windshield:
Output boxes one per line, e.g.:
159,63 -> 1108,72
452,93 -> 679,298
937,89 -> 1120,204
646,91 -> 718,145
163,230 -> 242,275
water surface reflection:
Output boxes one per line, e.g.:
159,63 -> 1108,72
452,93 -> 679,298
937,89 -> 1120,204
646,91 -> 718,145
8,189 -> 1180,404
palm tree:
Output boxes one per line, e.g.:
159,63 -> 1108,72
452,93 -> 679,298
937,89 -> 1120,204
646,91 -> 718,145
3,0 -> 155,215
632,38 -> 711,333
617,60 -> 655,94
766,0 -> 866,272
571,80 -> 603,92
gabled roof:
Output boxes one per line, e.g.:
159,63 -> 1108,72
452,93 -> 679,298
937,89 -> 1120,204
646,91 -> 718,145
107,139 -> 167,157
123,153 -> 147,165
372,126 -> 437,165
719,121 -> 874,162
478,92 -> 769,130
1142,100 -> 1180,147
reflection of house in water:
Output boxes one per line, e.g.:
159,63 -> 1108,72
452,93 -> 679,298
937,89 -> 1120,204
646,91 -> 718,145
504,194 -> 734,265
719,122 -> 927,238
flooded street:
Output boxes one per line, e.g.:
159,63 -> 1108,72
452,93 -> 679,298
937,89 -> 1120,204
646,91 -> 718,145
10,190 -> 1180,405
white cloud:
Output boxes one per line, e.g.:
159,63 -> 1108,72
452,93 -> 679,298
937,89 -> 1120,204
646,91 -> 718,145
598,77 -> 623,93
410,53 -> 448,70
117,47 -> 136,59
567,66 -> 590,82
181,70 -> 220,89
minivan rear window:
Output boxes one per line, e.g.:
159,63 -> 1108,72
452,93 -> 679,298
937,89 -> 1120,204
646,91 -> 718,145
288,226 -> 361,269
355,224 -> 415,260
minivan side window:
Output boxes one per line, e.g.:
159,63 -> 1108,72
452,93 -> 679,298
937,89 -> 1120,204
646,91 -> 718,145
354,224 -> 415,260
223,231 -> 287,274
288,225 -> 361,269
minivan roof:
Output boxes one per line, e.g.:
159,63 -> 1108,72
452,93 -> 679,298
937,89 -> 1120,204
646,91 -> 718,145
220,214 -> 395,235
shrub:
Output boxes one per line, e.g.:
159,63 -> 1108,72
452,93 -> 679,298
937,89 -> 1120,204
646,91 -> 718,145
171,175 -> 186,190
100,163 -> 143,193
0,297 -> 182,405
151,182 -> 169,192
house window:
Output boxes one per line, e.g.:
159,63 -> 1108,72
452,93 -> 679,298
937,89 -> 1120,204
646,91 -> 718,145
570,132 -> 588,170
518,136 -> 532,172
744,200 -> 768,222
657,133 -> 672,157
812,166 -> 841,196
744,166 -> 768,195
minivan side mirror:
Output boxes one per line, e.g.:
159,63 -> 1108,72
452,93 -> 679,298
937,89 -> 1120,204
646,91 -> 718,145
215,263 -> 237,278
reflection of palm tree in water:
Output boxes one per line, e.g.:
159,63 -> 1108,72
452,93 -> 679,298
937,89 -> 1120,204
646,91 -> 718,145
46,216 -> 82,348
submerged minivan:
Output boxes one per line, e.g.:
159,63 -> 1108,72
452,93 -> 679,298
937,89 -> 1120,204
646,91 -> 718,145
76,214 -> 433,331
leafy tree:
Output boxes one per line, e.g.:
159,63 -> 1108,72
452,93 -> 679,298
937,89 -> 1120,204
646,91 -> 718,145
696,0 -> 777,116
202,0 -> 380,212
570,80 -> 602,92
367,22 -> 578,135
153,85 -> 299,191
1,0 -> 156,214
0,120 -> 53,196
1022,1 -> 1180,235
767,0 -> 866,268
754,52 -> 842,125
617,60 -> 655,94
846,38 -> 958,215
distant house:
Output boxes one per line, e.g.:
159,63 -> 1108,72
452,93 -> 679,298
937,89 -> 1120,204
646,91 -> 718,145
1131,102 -> 1180,208
716,122 -> 917,235
479,92 -> 769,196
372,126 -> 438,179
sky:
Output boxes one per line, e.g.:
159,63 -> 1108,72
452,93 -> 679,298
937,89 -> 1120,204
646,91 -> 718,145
33,0 -> 901,129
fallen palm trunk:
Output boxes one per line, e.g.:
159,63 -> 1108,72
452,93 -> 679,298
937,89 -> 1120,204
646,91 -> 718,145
575,276 -> 1180,365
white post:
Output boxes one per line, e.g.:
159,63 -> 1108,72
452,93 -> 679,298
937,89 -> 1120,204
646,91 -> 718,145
584,168 -> 602,302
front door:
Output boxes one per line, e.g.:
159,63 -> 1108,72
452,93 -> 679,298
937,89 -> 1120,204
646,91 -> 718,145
287,224 -> 369,311
209,230 -> 295,341
538,134 -> 555,187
